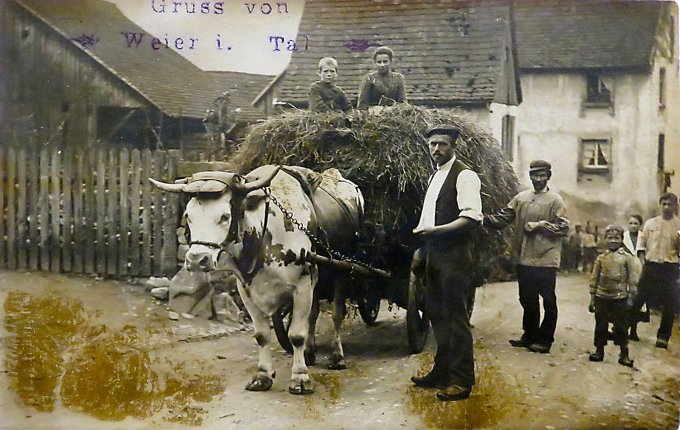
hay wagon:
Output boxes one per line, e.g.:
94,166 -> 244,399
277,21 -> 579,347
228,105 -> 517,357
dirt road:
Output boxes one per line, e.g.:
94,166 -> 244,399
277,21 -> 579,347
0,270 -> 678,429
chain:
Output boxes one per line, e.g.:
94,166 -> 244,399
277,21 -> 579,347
265,189 -> 382,274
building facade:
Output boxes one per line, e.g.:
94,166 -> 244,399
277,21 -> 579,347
512,0 -> 679,224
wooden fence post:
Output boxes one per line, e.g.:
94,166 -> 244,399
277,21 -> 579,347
129,149 -> 142,277
15,149 -> 28,269
0,147 -> 5,268
72,150 -> 84,273
28,149 -> 39,270
107,148 -> 119,277
119,148 -> 130,277
6,147 -> 16,270
50,149 -> 61,273
62,149 -> 73,273
83,150 -> 95,274
152,150 -> 164,276
161,151 -> 179,276
39,149 -> 50,271
96,149 -> 107,275
140,149 -> 152,277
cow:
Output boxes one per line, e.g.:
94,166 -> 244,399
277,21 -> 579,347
151,164 -> 318,394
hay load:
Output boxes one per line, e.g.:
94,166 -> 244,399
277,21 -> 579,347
229,104 -> 518,283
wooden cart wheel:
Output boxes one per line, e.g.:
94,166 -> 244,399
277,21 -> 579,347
358,282 -> 381,325
406,271 -> 429,354
272,298 -> 294,354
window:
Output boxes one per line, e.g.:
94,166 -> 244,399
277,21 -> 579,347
580,138 -> 610,173
585,74 -> 611,106
659,68 -> 666,108
501,114 -> 514,161
658,134 -> 665,170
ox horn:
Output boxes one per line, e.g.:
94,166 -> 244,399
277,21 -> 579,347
238,165 -> 282,194
149,177 -> 187,193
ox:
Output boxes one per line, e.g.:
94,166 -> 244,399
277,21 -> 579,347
281,166 -> 364,370
150,165 -> 364,394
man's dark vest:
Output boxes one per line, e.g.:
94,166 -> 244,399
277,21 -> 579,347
427,159 -> 474,252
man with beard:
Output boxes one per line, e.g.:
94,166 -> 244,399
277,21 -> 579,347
410,125 -> 482,401
484,160 -> 569,354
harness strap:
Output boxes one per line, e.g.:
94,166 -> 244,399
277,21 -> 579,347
244,192 -> 270,276
280,166 -> 314,197
317,185 -> 361,233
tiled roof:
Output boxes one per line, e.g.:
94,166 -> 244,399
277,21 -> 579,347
14,0 -> 271,120
514,0 -> 662,71
277,0 -> 514,106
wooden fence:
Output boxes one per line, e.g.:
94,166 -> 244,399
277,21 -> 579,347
0,146 -> 180,278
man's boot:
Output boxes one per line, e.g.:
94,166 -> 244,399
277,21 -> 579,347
589,346 -> 604,362
629,323 -> 640,341
618,347 -> 634,367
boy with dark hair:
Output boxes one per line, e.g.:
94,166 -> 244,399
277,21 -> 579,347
629,192 -> 680,349
588,224 -> 639,366
308,57 -> 352,113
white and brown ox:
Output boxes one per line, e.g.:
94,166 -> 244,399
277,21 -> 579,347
150,164 -> 363,394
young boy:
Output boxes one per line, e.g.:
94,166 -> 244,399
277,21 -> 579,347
308,57 -> 352,113
588,224 -> 639,366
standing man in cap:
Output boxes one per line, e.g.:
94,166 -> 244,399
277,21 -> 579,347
410,125 -> 482,401
629,192 -> 680,349
484,160 -> 569,354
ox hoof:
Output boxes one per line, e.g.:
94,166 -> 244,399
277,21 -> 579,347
245,374 -> 273,392
304,352 -> 317,366
328,362 -> 347,370
289,380 -> 314,395
328,354 -> 347,370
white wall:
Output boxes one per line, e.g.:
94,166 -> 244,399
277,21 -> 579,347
661,5 -> 680,198
513,71 -> 662,226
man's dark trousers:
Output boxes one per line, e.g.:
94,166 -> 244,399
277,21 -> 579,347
516,265 -> 558,346
424,241 -> 475,388
632,262 -> 678,341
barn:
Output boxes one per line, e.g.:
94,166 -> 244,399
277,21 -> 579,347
1,0 -> 271,158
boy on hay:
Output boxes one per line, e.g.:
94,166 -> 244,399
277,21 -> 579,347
588,224 -> 639,366
308,57 -> 352,114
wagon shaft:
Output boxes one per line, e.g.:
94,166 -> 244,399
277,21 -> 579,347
306,251 -> 391,279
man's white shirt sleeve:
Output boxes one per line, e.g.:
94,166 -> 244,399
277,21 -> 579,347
457,170 -> 483,222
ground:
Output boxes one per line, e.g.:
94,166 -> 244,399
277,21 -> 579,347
0,270 -> 678,430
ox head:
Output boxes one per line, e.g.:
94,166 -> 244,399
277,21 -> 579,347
150,166 -> 281,273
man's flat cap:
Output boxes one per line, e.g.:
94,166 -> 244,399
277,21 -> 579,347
529,159 -> 552,172
425,125 -> 461,140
